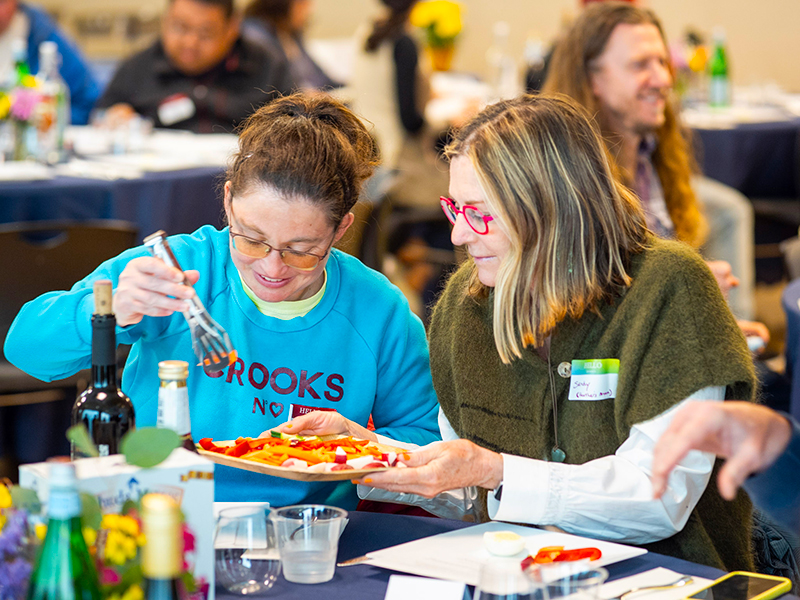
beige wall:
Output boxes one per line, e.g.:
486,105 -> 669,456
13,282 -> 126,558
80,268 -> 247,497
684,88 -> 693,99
306,0 -> 800,93
35,0 -> 800,92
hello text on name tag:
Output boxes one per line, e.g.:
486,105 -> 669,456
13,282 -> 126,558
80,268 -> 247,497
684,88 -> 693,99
568,358 -> 619,401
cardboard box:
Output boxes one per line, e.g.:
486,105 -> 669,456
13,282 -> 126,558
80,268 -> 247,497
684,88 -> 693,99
20,448 -> 215,599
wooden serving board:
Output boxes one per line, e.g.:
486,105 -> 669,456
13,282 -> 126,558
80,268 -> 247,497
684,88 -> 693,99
196,436 -> 409,482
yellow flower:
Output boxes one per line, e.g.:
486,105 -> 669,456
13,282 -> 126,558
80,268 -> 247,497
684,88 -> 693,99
118,516 -> 139,537
0,513 -> 5,531
83,527 -> 98,548
105,530 -> 129,566
0,485 -> 12,510
122,584 -> 144,600
411,1 -> 462,46
35,523 -> 47,541
101,514 -> 121,530
136,533 -> 146,547
122,534 -> 137,560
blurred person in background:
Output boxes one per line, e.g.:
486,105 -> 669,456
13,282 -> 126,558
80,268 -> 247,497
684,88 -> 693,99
0,0 -> 100,124
542,3 -> 786,407
242,0 -> 339,91
95,0 -> 293,133
350,0 -> 453,321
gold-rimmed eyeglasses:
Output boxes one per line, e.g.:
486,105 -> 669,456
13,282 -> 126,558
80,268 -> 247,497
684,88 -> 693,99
229,231 -> 332,271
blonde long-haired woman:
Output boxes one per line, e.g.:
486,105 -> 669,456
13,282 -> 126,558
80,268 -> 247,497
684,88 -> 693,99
276,95 -> 756,572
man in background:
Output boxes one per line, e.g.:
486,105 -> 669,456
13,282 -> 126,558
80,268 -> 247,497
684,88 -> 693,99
0,0 -> 100,124
543,2 -> 758,328
542,4 -> 782,406
96,0 -> 293,133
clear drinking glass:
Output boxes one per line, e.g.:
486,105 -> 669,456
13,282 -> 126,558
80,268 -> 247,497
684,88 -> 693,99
214,505 -> 280,595
474,559 -> 536,600
273,504 -> 347,584
525,563 -> 609,600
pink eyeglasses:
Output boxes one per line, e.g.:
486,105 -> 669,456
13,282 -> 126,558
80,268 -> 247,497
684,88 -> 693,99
440,196 -> 494,235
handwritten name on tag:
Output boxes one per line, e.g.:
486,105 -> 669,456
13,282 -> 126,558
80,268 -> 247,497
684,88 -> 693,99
568,359 -> 619,401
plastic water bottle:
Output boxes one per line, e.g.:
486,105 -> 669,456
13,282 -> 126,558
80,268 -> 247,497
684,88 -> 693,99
486,22 -> 519,100
707,27 -> 730,107
35,41 -> 70,164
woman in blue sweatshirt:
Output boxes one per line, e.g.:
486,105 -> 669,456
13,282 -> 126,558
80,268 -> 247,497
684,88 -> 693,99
4,93 -> 440,507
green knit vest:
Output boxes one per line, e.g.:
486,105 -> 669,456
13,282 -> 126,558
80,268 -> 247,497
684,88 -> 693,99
430,238 -> 755,572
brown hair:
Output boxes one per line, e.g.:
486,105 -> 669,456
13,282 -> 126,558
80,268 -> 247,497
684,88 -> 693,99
543,1 -> 707,248
227,93 -> 379,227
446,95 -> 648,363
365,0 -> 417,53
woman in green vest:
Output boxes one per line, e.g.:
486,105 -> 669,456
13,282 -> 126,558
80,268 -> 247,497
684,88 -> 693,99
279,94 -> 756,571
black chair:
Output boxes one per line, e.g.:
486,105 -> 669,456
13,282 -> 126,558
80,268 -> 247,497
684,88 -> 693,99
0,220 -> 138,403
0,220 -> 138,478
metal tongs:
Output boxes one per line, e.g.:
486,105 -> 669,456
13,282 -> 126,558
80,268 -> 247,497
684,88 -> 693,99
144,230 -> 236,375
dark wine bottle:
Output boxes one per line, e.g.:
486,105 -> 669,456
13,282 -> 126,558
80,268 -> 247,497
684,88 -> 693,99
141,493 -> 184,600
71,280 -> 135,459
26,462 -> 102,600
157,360 -> 198,453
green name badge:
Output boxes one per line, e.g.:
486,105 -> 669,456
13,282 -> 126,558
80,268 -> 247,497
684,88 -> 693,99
568,359 -> 619,401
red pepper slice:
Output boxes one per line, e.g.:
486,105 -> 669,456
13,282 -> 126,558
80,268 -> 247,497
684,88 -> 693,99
522,546 -> 602,569
553,547 -> 602,562
226,439 -> 252,458
198,438 -> 222,452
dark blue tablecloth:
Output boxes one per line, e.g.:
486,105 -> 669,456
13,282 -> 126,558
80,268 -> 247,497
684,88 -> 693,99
0,167 -> 226,242
217,511 -> 792,600
782,279 -> 800,422
694,120 -> 800,199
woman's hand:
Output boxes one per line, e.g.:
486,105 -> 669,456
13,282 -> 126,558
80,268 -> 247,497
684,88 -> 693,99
356,439 -> 503,498
112,257 -> 199,327
259,410 -> 378,442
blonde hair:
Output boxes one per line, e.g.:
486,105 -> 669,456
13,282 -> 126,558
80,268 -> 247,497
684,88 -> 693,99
446,95 -> 648,363
543,2 -> 707,247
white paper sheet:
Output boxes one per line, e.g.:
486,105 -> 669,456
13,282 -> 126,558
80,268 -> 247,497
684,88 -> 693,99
600,567 -> 712,600
366,521 -> 647,586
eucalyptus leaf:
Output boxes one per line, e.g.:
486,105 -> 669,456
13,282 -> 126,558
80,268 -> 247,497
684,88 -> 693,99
10,485 -> 41,513
121,428 -> 180,468
79,492 -> 102,530
66,423 -> 99,458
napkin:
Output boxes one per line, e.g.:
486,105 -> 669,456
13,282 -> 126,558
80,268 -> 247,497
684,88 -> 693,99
600,567 -> 711,600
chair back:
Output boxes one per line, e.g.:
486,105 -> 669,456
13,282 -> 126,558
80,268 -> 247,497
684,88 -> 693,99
0,220 -> 138,350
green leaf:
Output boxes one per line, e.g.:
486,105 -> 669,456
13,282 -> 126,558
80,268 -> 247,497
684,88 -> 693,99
66,423 -> 99,458
79,492 -> 102,530
121,428 -> 180,468
10,485 -> 41,513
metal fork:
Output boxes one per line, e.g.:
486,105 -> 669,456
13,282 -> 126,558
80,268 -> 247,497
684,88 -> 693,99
144,231 -> 235,374
609,575 -> 694,600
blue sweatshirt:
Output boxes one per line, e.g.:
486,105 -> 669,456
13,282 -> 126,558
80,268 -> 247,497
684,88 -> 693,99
5,226 -> 440,508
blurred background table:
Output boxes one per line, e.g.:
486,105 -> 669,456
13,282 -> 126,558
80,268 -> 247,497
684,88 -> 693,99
0,128 -> 238,242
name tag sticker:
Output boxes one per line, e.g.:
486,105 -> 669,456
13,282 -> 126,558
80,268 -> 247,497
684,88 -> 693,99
157,93 -> 196,126
568,359 -> 619,401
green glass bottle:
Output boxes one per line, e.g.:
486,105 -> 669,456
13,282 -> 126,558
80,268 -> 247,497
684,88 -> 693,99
26,462 -> 101,600
708,27 -> 730,107
141,493 -> 184,600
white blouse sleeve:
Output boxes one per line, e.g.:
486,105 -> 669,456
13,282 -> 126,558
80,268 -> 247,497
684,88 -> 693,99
486,387 -> 725,544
